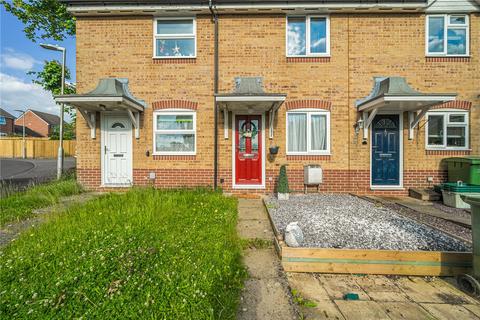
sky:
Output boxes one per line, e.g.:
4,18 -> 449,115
0,3 -> 76,121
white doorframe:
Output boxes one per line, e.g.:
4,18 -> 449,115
369,111 -> 404,190
231,112 -> 266,189
101,112 -> 133,187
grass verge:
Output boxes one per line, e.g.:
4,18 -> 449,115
0,177 -> 83,226
0,188 -> 246,319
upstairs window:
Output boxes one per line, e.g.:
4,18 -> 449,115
426,15 -> 469,56
154,18 -> 196,58
287,16 -> 330,57
426,111 -> 469,150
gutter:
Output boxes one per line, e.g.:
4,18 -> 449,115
209,0 -> 219,190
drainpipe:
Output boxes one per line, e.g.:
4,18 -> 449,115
210,0 -> 219,190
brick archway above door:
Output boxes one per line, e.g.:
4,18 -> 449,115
285,100 -> 332,111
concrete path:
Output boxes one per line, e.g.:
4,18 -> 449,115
288,273 -> 480,319
236,198 -> 297,320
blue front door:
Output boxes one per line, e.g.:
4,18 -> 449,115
371,114 -> 400,186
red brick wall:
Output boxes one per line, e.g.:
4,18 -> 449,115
0,118 -> 14,135
80,166 -> 445,196
14,111 -> 50,137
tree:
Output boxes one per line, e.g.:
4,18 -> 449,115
28,60 -> 76,117
1,0 -> 75,41
50,121 -> 75,140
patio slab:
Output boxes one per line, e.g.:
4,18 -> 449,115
378,302 -> 435,320
334,300 -> 390,320
421,303 -> 480,320
236,219 -> 273,239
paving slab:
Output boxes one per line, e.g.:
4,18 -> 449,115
237,278 -> 296,320
421,303 -> 480,320
394,277 -> 445,303
238,198 -> 266,210
301,299 -> 345,320
354,275 -> 403,293
378,302 -> 436,320
287,273 -> 331,301
464,305 -> 480,317
366,290 -> 410,302
236,219 -> 274,239
426,277 -> 479,305
319,275 -> 370,300
334,300 -> 390,320
237,206 -> 268,221
243,248 -> 280,279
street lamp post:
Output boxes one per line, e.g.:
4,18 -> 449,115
40,43 -> 66,180
14,109 -> 26,159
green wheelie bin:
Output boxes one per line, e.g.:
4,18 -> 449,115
457,196 -> 480,295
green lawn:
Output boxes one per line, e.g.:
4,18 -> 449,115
0,188 -> 245,319
0,177 -> 83,227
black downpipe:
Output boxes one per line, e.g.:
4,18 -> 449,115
209,0 -> 219,190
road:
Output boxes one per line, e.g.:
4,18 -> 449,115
0,158 -> 76,182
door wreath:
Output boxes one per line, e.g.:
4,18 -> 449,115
240,121 -> 258,139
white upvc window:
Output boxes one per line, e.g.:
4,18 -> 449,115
153,17 -> 196,58
425,110 -> 469,150
426,14 -> 469,56
286,16 -> 330,57
153,110 -> 196,155
286,109 -> 331,155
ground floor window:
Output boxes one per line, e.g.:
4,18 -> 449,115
153,110 -> 196,155
286,110 -> 330,155
426,110 -> 469,150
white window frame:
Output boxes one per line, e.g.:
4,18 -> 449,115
425,110 -> 469,150
153,109 -> 197,155
153,17 -> 197,59
286,109 -> 331,155
425,14 -> 469,57
286,15 -> 330,57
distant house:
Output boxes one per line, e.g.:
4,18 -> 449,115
14,109 -> 61,138
0,108 -> 15,136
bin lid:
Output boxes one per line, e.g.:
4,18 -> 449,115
444,156 -> 480,164
461,195 -> 480,207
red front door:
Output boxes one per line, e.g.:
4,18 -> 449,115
235,115 -> 262,185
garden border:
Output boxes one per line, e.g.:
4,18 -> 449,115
263,198 -> 472,276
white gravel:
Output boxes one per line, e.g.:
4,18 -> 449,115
266,194 -> 471,252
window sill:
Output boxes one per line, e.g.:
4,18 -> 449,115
425,149 -> 471,156
153,57 -> 196,64
286,56 -> 331,63
286,154 -> 331,161
153,154 -> 196,160
425,56 -> 470,62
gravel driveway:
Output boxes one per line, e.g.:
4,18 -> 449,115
266,194 -> 471,252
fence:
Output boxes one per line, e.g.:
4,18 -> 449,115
0,138 -> 76,158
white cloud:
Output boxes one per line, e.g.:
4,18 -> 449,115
287,25 -> 306,56
1,49 -> 39,71
311,37 -> 326,50
0,72 -> 60,116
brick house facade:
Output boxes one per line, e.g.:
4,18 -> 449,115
14,109 -> 61,138
60,0 -> 480,195
0,108 -> 15,136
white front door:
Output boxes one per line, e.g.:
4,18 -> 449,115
102,114 -> 133,186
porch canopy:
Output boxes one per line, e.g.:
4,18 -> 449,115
215,77 -> 286,138
55,78 -> 146,139
355,77 -> 456,140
